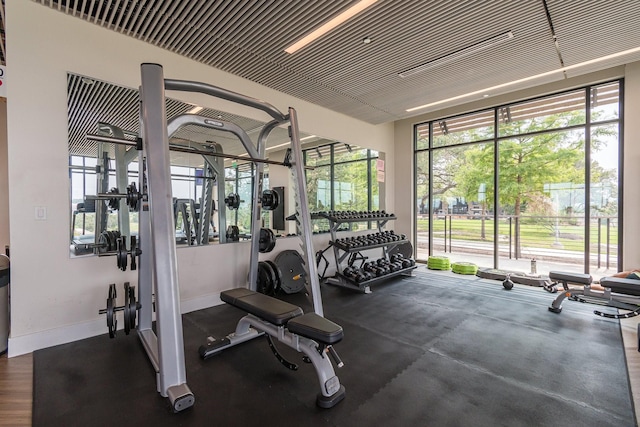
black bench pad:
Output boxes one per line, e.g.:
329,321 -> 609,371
221,288 -> 303,326
287,313 -> 343,345
600,277 -> 640,297
549,271 -> 592,285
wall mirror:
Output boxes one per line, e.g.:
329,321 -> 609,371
67,72 -> 313,257
67,73 -> 380,258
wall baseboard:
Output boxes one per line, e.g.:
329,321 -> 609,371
8,292 -> 223,357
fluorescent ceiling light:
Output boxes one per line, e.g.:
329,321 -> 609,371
284,0 -> 378,54
406,45 -> 640,112
266,142 -> 290,152
187,106 -> 204,114
399,31 -> 514,78
265,135 -> 316,152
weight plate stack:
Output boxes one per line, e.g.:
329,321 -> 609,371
427,256 -> 451,270
451,262 -> 478,275
255,261 -> 276,296
106,283 -> 117,338
123,282 -> 137,334
261,189 -> 279,211
226,225 -> 240,242
264,260 -> 282,294
274,250 -> 306,294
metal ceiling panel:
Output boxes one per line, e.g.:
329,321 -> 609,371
66,73 -> 298,165
31,0 -> 640,125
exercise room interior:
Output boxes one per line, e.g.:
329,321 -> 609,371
2,1 -> 640,426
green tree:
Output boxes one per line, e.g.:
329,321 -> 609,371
455,111 -> 614,257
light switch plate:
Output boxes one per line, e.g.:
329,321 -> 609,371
35,206 -> 47,220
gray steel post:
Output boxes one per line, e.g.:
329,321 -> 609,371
137,154 -> 153,332
248,151 -> 265,291
247,121 -> 280,289
289,108 -> 323,316
140,63 -> 193,410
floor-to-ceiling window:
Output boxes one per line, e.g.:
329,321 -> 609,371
304,142 -> 379,232
414,81 -> 622,277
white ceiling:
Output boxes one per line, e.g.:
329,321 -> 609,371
32,0 -> 640,125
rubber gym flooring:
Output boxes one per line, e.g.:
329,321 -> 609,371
33,269 -> 635,426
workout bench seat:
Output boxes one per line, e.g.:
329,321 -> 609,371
600,277 -> 640,297
220,288 -> 343,345
549,271 -> 592,286
221,288 -> 302,325
287,313 -> 343,345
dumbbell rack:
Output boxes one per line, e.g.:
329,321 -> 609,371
318,212 -> 417,293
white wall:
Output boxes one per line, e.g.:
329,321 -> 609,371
622,62 -> 640,268
0,98 -> 7,252
5,1 -> 393,356
393,64 -> 640,267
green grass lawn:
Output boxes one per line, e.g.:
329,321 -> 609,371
417,217 -> 617,253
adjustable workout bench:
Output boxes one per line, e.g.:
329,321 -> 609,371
548,271 -> 640,319
199,288 -> 346,408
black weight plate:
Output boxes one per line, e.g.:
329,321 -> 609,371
107,188 -> 120,210
124,282 -> 131,334
258,228 -> 276,253
116,237 -> 128,271
106,283 -> 117,338
225,193 -> 241,210
274,250 -> 306,294
127,182 -> 140,211
226,225 -> 240,241
256,261 -> 274,295
261,189 -> 279,211
129,287 -> 137,322
265,260 -> 282,294
262,261 -> 278,296
124,284 -> 137,334
130,236 -> 137,271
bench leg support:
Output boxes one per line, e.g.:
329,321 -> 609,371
206,314 -> 345,408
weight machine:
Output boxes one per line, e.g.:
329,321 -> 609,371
95,63 -> 330,412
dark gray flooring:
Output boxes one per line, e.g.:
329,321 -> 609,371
33,269 -> 636,426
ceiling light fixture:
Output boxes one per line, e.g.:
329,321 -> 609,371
266,142 -> 290,152
406,45 -> 640,113
363,37 -> 372,44
265,135 -> 317,152
187,106 -> 204,114
398,31 -> 514,78
284,0 -> 378,54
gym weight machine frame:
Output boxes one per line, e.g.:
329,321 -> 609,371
129,63 -> 328,412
